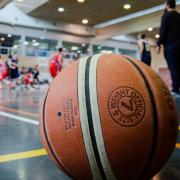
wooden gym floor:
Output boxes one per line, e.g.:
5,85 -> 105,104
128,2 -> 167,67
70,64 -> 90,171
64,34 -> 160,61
0,87 -> 179,180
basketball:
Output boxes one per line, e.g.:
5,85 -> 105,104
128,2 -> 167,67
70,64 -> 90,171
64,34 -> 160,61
40,54 -> 179,180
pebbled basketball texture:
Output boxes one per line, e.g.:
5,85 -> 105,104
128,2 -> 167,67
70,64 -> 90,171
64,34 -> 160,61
40,54 -> 179,180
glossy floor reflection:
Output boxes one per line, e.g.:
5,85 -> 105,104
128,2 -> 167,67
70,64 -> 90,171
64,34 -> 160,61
0,87 -> 70,180
0,87 -> 179,180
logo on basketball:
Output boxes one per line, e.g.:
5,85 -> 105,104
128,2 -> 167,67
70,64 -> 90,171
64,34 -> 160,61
108,87 -> 146,127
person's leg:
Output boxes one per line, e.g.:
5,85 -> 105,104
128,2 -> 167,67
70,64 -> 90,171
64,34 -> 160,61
164,45 -> 180,93
141,53 -> 151,66
36,76 -> 40,83
146,58 -> 151,66
34,77 -> 39,84
0,80 -> 2,89
30,82 -> 35,88
24,80 -> 29,89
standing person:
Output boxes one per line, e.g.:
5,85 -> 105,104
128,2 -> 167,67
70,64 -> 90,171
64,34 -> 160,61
33,65 -> 40,84
8,55 -> 20,88
0,56 -> 4,89
138,34 -> 152,66
50,48 -> 64,78
5,55 -> 12,80
157,0 -> 180,95
12,55 -> 20,82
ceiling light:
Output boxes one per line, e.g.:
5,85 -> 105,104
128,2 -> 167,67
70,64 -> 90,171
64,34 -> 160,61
13,45 -> 18,49
58,7 -> 64,12
148,27 -> 153,31
155,34 -> 160,39
71,46 -> 79,51
82,19 -> 88,24
24,41 -> 28,45
101,50 -> 113,54
33,42 -> 40,47
17,0 -> 24,2
123,4 -> 131,10
8,34 -> 12,38
77,0 -> 85,2
1,37 -> 5,41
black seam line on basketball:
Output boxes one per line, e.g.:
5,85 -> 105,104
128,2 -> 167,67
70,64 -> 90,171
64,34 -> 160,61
123,56 -> 158,180
85,56 -> 107,180
77,57 -> 94,179
42,86 -> 74,179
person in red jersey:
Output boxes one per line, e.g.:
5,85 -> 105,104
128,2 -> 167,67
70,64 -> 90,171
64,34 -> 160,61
50,48 -> 64,78
0,56 -> 5,89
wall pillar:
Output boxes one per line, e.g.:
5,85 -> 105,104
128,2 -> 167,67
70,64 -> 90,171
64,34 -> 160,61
20,35 -> 26,56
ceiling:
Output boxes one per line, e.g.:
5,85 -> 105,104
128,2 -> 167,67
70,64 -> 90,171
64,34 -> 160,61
132,28 -> 160,39
30,0 -> 164,26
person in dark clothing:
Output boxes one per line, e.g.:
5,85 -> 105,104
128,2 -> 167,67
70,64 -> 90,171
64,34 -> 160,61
157,0 -> 180,95
138,34 -> 151,66
33,65 -> 40,84
7,55 -> 20,88
5,55 -> 12,79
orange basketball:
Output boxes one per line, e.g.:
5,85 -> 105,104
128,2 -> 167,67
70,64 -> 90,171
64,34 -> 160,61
40,54 -> 179,180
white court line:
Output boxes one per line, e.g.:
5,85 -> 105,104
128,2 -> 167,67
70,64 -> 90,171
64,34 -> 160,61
0,111 -> 39,125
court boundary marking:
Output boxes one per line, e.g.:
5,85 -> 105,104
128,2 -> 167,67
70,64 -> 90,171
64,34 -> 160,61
0,144 -> 179,163
0,149 -> 47,163
0,111 -> 39,125
0,106 -> 39,117
0,111 -> 179,164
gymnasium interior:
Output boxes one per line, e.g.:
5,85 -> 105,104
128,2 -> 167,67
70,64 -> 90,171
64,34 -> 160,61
0,0 -> 180,179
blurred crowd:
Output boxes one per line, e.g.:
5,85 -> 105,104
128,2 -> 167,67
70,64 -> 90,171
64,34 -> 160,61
0,55 -> 49,89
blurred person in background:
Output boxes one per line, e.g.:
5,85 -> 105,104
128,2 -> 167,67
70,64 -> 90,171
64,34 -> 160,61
20,66 -> 27,85
0,56 -> 4,89
8,55 -> 20,89
50,47 -> 64,78
138,33 -> 152,66
33,64 -> 40,84
75,52 -> 81,61
20,66 -> 27,76
5,55 -> 12,80
157,0 -> 180,95
24,68 -> 35,89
